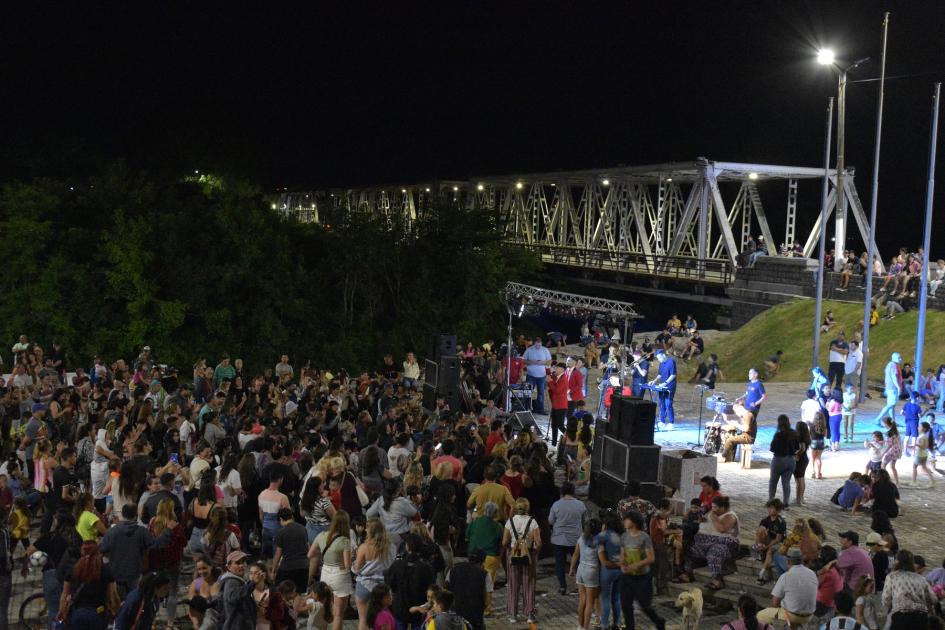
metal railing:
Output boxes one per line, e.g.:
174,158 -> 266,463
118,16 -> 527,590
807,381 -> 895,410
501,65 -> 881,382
515,243 -> 734,284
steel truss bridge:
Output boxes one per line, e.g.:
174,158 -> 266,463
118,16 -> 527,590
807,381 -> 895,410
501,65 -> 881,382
274,157 -> 879,285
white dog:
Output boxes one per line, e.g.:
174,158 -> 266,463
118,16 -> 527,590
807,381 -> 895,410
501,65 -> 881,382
670,587 -> 703,630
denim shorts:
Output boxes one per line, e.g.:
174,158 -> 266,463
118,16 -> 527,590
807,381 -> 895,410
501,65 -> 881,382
811,439 -> 826,451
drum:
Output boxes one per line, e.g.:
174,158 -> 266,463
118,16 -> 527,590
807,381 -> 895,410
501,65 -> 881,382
716,401 -> 735,415
703,424 -> 723,454
705,395 -> 721,412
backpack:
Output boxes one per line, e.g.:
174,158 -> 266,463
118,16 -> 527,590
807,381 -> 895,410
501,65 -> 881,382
509,517 -> 534,566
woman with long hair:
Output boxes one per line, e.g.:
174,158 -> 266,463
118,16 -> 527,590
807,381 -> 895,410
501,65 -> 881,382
723,594 -> 774,630
680,495 -> 740,591
502,455 -> 526,499
248,561 -> 287,630
366,584 -> 395,630
570,517 -> 601,630
300,476 -> 335,544
237,453 -> 260,548
113,571 -> 171,630
189,470 -> 221,554
201,506 -> 241,567
428,483 -> 457,585
28,512 -> 82,625
308,510 -> 352,630
810,411 -> 828,479
794,421 -> 811,505
366,479 -> 417,547
186,556 -> 216,599
148,498 -> 188,624
92,422 -> 121,512
502,497 -> 541,624
216,452 -> 243,510
58,541 -> 120,629
768,414 -> 798,507
353,519 -> 396,630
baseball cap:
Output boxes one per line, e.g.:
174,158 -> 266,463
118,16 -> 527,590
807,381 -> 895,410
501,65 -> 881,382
838,530 -> 859,545
226,550 -> 248,564
183,596 -> 210,614
31,402 -> 47,414
285,401 -> 299,416
786,548 -> 803,561
865,532 -> 887,548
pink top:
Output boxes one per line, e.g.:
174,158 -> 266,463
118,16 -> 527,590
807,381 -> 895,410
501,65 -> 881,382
372,609 -> 396,630
827,400 -> 843,416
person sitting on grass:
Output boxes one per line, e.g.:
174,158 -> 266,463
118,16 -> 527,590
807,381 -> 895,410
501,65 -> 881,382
764,351 -> 784,381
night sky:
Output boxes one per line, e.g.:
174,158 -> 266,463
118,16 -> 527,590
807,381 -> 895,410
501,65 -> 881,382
3,1 -> 944,253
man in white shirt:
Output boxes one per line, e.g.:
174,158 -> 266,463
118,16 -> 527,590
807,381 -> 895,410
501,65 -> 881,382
842,340 -> 863,389
522,338 -> 552,414
387,433 -> 413,478
758,548 -> 818,626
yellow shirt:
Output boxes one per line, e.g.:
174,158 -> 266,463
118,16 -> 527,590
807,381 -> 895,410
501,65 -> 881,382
76,510 -> 101,541
11,508 -> 30,540
466,481 -> 514,520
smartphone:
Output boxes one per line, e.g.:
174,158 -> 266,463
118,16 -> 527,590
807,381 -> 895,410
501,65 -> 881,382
170,453 -> 180,465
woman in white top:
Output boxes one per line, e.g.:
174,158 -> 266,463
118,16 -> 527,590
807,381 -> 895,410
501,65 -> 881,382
402,352 -> 421,389
91,426 -> 120,507
680,494 -> 739,590
109,462 -> 140,524
216,453 -> 243,509
502,497 -> 541,624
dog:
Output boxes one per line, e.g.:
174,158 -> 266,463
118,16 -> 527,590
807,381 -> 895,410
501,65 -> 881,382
669,587 -> 703,630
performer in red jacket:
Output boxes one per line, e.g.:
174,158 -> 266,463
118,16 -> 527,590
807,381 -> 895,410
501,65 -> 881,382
565,356 -> 585,416
547,362 -> 569,446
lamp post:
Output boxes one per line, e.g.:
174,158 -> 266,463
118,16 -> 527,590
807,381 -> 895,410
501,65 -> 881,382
914,82 -> 940,379
817,50 -> 870,271
812,97 -> 835,369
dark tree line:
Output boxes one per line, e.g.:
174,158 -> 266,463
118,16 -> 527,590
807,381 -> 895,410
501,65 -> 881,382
0,165 -> 539,371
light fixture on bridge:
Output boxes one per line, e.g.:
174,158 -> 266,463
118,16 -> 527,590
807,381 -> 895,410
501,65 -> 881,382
748,172 -> 759,180
515,181 -> 524,190
817,48 -> 836,66
453,186 -> 459,192
271,203 -> 277,210
425,188 -> 430,192
401,188 -> 407,193
477,183 -> 484,191
666,178 -> 673,182
602,178 -> 610,186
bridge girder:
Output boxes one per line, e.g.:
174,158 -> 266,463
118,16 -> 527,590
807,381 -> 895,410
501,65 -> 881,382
273,158 -> 882,283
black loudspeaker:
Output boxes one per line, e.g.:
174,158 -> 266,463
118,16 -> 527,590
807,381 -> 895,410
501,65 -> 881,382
639,482 -> 667,504
422,383 -> 437,411
590,473 -> 628,509
605,395 -> 622,438
627,445 -> 661,483
591,433 -> 604,471
610,396 -> 657,445
432,334 -> 457,363
438,356 -> 462,411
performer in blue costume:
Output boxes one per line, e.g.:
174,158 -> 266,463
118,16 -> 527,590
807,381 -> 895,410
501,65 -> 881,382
650,349 -> 677,430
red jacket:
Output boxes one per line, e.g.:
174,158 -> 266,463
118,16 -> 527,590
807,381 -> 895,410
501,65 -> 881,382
547,373 -> 569,410
604,385 -> 632,408
566,368 -> 585,402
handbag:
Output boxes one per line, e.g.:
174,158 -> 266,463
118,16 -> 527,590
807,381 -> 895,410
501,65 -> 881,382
57,582 -> 86,624
354,476 -> 370,507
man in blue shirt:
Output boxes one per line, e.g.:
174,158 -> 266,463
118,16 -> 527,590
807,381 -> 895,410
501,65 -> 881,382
650,349 -> 676,430
875,352 -> 902,427
737,368 -> 767,420
630,348 -> 650,397
522,337 -> 552,414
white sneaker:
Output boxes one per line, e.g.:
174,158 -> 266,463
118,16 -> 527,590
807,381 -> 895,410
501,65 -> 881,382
664,423 -> 675,431
657,422 -> 665,431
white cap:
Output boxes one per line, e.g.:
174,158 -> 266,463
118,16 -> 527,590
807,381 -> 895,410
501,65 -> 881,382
285,401 -> 299,416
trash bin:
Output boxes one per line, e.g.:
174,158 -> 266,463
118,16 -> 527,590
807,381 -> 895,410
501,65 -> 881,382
659,449 -> 717,504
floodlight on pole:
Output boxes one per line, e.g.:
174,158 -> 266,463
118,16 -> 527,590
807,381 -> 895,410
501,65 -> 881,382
817,49 -> 836,66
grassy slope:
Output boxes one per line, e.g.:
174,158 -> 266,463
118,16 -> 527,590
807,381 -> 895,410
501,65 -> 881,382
693,299 -> 945,383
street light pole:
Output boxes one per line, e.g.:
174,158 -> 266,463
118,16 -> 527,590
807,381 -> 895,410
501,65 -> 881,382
835,70 -> 847,270
914,82 -> 941,379
859,12 -> 890,402
813,97 -> 835,368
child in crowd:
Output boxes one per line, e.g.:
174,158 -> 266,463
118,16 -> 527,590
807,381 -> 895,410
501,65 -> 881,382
853,574 -> 879,630
752,498 -> 786,584
864,432 -> 884,474
300,581 -> 333,630
648,499 -> 674,593
833,472 -> 865,512
910,421 -> 939,487
827,389 -> 843,452
903,393 -> 922,455
409,585 -> 442,628
881,419 -> 902,486
10,496 -> 31,558
842,384 -> 858,442
277,580 -> 300,630
674,499 -> 703,569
